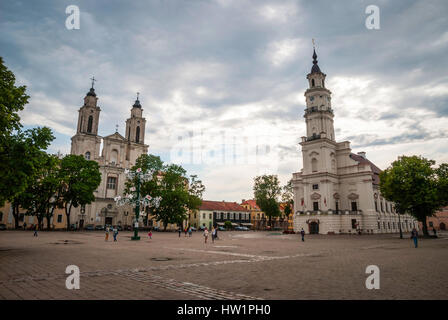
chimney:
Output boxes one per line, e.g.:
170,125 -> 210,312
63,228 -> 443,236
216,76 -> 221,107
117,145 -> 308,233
357,151 -> 366,159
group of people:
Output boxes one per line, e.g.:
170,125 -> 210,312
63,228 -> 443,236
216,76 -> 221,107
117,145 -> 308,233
178,226 -> 193,238
104,226 -> 119,242
202,227 -> 218,243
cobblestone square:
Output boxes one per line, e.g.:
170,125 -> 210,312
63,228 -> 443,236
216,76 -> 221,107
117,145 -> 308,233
0,230 -> 447,300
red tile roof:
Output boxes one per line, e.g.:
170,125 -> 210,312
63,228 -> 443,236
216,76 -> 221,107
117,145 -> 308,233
350,153 -> 382,185
241,199 -> 260,210
199,200 -> 249,212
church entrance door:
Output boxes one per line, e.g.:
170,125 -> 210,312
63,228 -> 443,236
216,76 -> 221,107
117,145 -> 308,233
79,219 -> 84,229
105,217 -> 113,226
440,223 -> 446,230
309,222 -> 319,234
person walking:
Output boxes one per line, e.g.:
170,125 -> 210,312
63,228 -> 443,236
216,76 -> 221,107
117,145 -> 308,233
433,227 -> 437,237
105,226 -> 109,241
300,228 -> 305,242
203,227 -> 209,244
211,227 -> 216,243
178,227 -> 182,238
188,227 -> 192,237
112,226 -> 118,242
184,227 -> 188,237
33,224 -> 38,237
411,228 -> 419,248
23,222 -> 27,231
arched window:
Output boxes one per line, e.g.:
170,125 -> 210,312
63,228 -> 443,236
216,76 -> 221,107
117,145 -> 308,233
331,159 -> 336,171
311,158 -> 318,172
87,115 -> 93,133
128,127 -> 131,140
135,126 -> 140,143
84,151 -> 90,160
311,79 -> 315,87
322,79 -> 325,87
79,117 -> 83,132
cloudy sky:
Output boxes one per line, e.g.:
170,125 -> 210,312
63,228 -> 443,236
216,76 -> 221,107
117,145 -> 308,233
1,0 -> 447,202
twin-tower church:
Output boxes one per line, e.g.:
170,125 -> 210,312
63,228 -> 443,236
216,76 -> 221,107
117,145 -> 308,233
69,48 -> 417,234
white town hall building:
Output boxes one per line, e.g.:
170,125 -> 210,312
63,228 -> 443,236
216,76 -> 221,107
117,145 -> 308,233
291,49 -> 418,235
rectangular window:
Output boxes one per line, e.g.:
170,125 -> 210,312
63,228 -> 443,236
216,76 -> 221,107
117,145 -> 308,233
209,213 -> 212,219
312,184 -> 319,190
375,201 -> 378,212
107,177 -> 117,189
351,219 -> 357,229
202,213 -> 205,219
377,222 -> 380,229
0,212 -> 3,221
57,214 -> 62,223
313,202 -> 319,211
351,202 -> 358,211
335,202 -> 339,214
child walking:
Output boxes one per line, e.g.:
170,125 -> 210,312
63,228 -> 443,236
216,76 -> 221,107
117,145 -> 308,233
148,229 -> 152,239
105,226 -> 109,241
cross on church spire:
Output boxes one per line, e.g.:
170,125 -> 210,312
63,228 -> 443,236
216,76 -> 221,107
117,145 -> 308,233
90,76 -> 96,89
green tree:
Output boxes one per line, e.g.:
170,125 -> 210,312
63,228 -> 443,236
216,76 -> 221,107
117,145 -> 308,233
0,57 -> 29,141
5,127 -> 55,228
379,156 -> 448,236
224,220 -> 232,230
59,155 -> 101,231
127,154 -> 204,231
20,154 -> 62,230
253,175 -> 282,228
0,57 -> 56,216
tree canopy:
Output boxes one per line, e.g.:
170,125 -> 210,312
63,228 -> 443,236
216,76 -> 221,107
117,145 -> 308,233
59,154 -> 101,230
126,154 -> 204,230
253,175 -> 282,226
379,155 -> 448,236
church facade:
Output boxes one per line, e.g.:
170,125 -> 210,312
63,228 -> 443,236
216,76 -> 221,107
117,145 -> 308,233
70,85 -> 148,229
291,49 -> 418,235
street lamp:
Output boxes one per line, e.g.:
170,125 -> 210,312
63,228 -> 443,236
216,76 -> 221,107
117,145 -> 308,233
114,168 -> 161,240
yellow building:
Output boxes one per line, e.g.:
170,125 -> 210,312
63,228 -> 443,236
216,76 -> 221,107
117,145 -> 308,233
0,202 -> 67,230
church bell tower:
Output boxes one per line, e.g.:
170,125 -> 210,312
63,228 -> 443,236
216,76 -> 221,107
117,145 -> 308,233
125,93 -> 146,144
70,78 -> 102,160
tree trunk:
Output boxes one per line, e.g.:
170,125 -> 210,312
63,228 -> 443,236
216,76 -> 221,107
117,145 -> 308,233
46,215 -> 51,230
13,203 -> 20,230
65,204 -> 72,231
421,216 -> 429,237
163,221 -> 167,231
37,216 -> 43,231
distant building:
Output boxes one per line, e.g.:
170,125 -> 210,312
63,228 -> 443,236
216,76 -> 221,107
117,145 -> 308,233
421,207 -> 448,231
193,200 -> 250,229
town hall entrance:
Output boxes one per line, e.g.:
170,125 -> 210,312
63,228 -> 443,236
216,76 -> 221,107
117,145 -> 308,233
105,217 -> 113,225
309,221 -> 319,234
